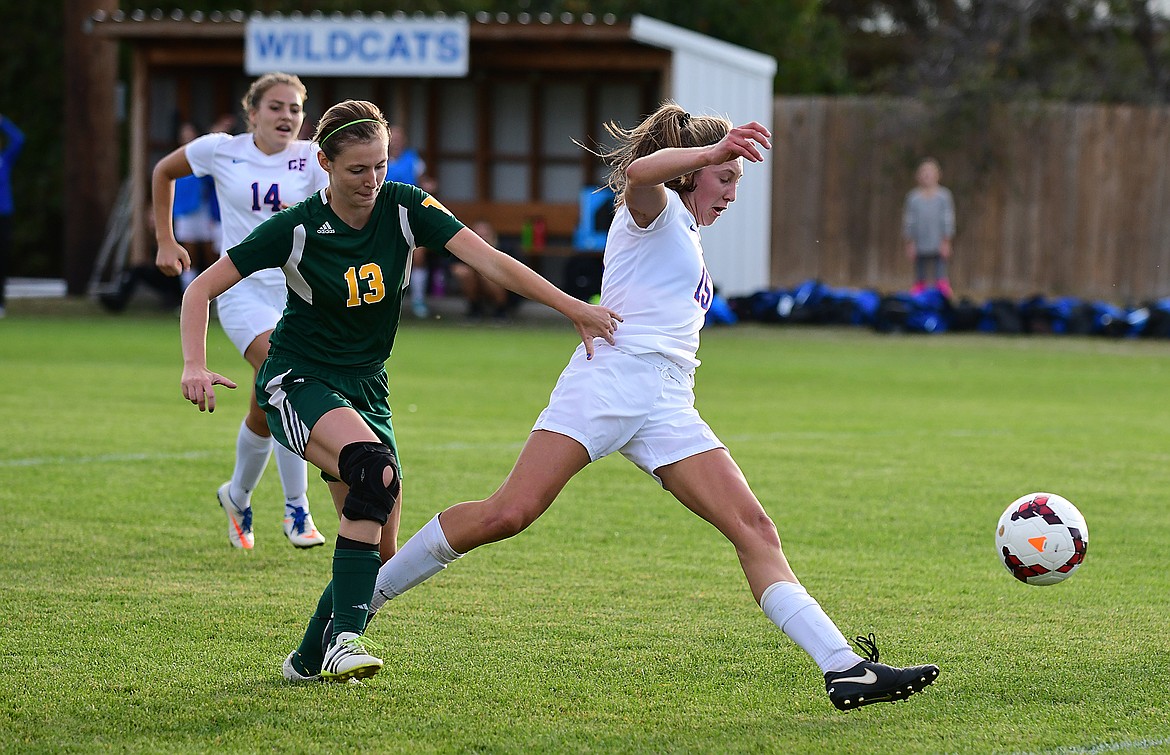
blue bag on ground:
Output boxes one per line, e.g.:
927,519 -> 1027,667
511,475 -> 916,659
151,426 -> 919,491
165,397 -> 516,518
705,293 -> 739,326
874,288 -> 951,333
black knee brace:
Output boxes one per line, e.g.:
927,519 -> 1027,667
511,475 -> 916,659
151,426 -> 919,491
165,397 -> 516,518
337,441 -> 400,525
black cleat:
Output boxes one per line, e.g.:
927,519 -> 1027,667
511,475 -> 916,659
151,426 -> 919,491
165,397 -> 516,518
824,633 -> 940,711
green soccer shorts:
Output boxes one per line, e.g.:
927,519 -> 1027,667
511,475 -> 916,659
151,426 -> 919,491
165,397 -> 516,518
255,354 -> 399,482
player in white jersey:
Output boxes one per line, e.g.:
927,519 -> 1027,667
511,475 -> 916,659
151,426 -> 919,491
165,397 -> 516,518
351,102 -> 939,711
153,73 -> 328,551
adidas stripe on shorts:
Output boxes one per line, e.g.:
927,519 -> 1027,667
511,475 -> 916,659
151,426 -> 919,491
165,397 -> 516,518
255,353 -> 400,482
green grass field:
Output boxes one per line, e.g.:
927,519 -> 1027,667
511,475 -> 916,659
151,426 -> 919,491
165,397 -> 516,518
2,303 -> 1169,754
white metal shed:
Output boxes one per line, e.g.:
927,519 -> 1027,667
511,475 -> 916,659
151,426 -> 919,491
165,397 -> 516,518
632,15 -> 777,297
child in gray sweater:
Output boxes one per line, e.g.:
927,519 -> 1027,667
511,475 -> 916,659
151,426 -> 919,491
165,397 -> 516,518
903,158 -> 955,297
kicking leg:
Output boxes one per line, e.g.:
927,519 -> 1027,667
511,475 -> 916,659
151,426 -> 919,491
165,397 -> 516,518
658,449 -> 938,709
657,449 -> 860,671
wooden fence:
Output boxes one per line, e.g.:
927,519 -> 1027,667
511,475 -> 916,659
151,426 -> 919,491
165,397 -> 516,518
771,96 -> 1170,301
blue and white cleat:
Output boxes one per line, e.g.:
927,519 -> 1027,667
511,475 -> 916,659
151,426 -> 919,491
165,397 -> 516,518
216,482 -> 254,550
283,507 -> 325,549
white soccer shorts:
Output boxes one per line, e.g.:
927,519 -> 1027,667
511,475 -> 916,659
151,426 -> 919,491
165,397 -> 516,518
215,273 -> 287,356
532,342 -> 724,484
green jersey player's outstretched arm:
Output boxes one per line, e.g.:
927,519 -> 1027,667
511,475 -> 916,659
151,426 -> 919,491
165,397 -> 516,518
178,254 -> 242,412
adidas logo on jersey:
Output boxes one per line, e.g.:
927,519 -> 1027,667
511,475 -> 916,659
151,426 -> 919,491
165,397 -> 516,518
317,222 -> 335,234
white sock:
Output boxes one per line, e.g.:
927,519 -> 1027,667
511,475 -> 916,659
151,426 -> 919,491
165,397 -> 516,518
370,514 -> 462,613
230,421 -> 272,506
760,581 -> 863,674
274,443 -> 309,512
409,268 -> 428,304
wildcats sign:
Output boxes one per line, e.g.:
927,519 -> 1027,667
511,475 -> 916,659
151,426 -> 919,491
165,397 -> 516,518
246,17 -> 469,77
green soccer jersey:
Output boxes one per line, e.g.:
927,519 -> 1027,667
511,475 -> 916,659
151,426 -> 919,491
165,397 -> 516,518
228,182 -> 464,369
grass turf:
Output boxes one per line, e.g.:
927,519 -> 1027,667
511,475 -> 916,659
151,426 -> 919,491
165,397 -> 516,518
1,303 -> 1168,753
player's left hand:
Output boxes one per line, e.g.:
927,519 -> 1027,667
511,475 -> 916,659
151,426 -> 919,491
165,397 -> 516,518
181,366 -> 238,413
572,302 -> 622,360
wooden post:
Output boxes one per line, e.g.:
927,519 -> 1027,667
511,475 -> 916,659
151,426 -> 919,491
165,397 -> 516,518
129,47 -> 149,268
64,0 -> 119,295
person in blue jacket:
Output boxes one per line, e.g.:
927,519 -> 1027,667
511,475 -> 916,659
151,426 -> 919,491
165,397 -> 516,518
0,113 -> 25,318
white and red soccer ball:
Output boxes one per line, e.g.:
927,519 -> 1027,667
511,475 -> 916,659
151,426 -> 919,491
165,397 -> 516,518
996,492 -> 1088,586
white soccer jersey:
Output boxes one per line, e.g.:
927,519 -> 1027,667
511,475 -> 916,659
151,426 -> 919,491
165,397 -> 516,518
600,189 -> 712,370
184,132 -> 328,286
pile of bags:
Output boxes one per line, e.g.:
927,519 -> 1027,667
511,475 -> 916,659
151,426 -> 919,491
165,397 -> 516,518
714,280 -> 1170,337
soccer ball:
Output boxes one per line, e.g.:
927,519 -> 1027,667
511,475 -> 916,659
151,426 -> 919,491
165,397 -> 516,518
995,492 -> 1088,585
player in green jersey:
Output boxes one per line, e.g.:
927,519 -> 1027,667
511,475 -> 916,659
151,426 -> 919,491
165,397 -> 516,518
178,99 -> 622,682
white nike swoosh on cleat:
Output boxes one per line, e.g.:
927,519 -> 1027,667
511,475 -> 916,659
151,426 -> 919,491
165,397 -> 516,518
834,669 -> 878,685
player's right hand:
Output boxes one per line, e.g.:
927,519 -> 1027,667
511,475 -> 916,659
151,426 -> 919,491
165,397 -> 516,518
181,367 -> 238,413
156,240 -> 192,277
708,122 -> 771,165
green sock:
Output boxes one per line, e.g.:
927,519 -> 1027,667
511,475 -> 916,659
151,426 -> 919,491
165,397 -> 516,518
331,548 -> 381,642
291,581 -> 333,675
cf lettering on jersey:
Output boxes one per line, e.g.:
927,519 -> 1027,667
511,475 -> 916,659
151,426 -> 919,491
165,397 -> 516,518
288,158 -> 307,171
